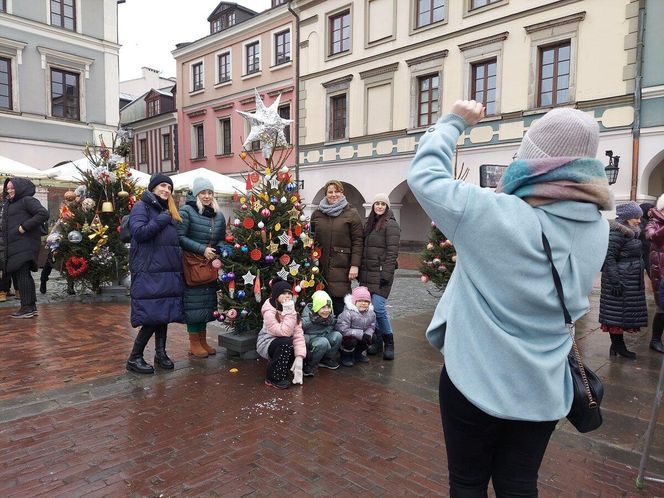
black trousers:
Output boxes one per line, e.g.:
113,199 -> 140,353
331,297 -> 345,317
11,262 -> 36,308
439,366 -> 557,498
266,337 -> 295,382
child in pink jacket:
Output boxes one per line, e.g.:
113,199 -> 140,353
256,279 -> 306,389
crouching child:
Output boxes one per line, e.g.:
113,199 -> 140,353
301,290 -> 342,376
335,286 -> 376,367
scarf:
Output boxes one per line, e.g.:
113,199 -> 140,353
187,200 -> 215,218
496,157 -> 614,210
318,195 -> 348,217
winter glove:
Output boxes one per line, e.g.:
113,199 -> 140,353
610,283 -> 625,297
291,356 -> 303,385
379,278 -> 391,288
362,333 -> 373,347
156,211 -> 172,224
282,300 -> 296,315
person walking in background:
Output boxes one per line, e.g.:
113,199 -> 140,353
645,194 -> 664,353
301,290 -> 342,376
639,202 -> 654,278
409,101 -> 612,496
0,178 -> 49,318
600,201 -> 647,359
359,193 -> 400,360
310,180 -> 364,316
126,174 -> 184,374
177,177 -> 225,359
335,286 -> 376,367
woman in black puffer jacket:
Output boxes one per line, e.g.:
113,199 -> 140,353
599,201 -> 648,359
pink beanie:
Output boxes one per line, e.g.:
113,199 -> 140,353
352,286 -> 371,305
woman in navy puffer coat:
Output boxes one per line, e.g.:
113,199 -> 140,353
126,174 -> 184,374
177,177 -> 226,358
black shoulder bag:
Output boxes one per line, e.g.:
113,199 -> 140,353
542,232 -> 604,433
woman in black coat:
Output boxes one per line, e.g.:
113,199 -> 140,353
599,201 -> 648,359
0,177 -> 48,318
126,174 -> 184,374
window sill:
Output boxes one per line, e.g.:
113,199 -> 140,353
189,89 -> 205,96
464,0 -> 509,18
324,138 -> 349,146
191,156 -> 207,162
214,80 -> 232,88
523,104 -> 574,117
271,60 -> 292,70
0,108 -> 20,116
407,126 -> 432,135
326,50 -> 351,62
215,153 -> 234,158
242,71 -> 262,80
410,19 -> 448,36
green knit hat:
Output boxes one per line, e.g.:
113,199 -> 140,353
311,290 -> 332,313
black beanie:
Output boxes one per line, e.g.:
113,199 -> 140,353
148,173 -> 173,192
269,278 -> 291,308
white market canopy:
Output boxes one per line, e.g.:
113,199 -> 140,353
0,155 -> 46,179
41,157 -> 150,187
170,167 -> 245,196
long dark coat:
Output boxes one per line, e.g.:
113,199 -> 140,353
359,210 -> 400,299
129,191 -> 184,328
177,196 -> 226,325
310,204 -> 364,298
599,220 -> 648,328
645,208 -> 664,295
0,177 -> 48,274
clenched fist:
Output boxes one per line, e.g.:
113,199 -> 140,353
450,100 -> 485,127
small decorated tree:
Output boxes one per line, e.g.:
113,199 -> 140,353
418,222 -> 456,291
216,90 -> 324,333
54,135 -> 141,293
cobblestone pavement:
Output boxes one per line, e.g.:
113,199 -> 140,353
1,271 -> 664,496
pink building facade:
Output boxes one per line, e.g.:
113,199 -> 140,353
173,3 -> 295,176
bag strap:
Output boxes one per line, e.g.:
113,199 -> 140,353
541,232 -> 597,408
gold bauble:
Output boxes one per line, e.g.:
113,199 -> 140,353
274,223 -> 281,231
117,190 -> 129,198
311,266 -> 319,274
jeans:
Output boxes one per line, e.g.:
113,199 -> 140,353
439,367 -> 556,498
305,331 -> 342,366
372,294 -> 393,335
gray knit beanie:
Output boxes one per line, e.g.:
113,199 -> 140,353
192,177 -> 214,197
516,108 -> 600,160
615,201 -> 642,222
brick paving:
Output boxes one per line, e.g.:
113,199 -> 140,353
0,273 -> 664,496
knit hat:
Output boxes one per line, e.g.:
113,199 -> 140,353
269,278 -> 292,308
372,193 -> 390,209
615,201 -> 642,222
148,173 -> 173,192
351,286 -> 371,305
192,177 -> 214,197
311,290 -> 332,313
516,108 -> 599,160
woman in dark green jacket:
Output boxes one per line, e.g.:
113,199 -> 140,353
177,177 -> 226,358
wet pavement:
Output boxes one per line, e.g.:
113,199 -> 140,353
1,271 -> 664,496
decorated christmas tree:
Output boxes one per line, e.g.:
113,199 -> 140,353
418,222 -> 456,291
53,134 -> 141,293
216,90 -> 324,333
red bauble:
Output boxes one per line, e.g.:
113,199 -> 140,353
243,217 -> 255,229
250,248 -> 262,261
225,234 -> 235,243
279,254 -> 291,265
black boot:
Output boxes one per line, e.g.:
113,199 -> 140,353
609,333 -> 636,360
367,330 -> 383,356
154,328 -> 174,370
354,344 -> 369,364
383,334 -> 394,361
650,314 -> 664,353
126,327 -> 155,374
340,347 -> 355,367
39,278 -> 47,294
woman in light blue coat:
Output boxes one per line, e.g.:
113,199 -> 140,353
408,101 -> 613,496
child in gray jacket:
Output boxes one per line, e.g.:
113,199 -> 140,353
335,286 -> 376,367
301,290 -> 342,376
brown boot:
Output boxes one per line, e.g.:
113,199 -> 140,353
198,331 -> 216,355
188,333 -> 208,358
0,291 -> 6,302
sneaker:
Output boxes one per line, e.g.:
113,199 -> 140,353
354,351 -> 370,363
264,378 -> 289,390
11,307 -> 35,319
303,364 -> 316,377
319,357 -> 340,370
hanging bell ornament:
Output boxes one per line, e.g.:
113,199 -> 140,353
101,201 -> 114,213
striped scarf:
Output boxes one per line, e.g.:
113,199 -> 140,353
496,157 -> 614,210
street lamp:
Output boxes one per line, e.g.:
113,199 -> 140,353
605,150 -> 620,185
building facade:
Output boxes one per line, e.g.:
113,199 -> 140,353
0,0 -> 120,169
172,1 -> 296,176
292,0 -> 651,244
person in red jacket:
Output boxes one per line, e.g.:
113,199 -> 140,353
645,194 -> 664,353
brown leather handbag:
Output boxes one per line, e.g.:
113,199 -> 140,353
181,216 -> 218,287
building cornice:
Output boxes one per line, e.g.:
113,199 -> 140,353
322,75 -> 353,88
643,85 -> 664,100
360,62 -> 399,80
458,32 -> 509,52
179,79 -> 294,114
128,112 -> 177,130
405,50 -> 448,67
524,11 -> 586,34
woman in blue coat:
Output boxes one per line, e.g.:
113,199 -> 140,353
177,177 -> 226,358
126,174 -> 184,374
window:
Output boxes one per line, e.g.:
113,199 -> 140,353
192,62 -> 203,92
416,0 -> 444,28
147,99 -> 160,117
274,30 -> 291,65
139,139 -> 147,164
0,57 -> 11,110
218,52 -> 231,83
538,42 -> 570,107
0,0 -> 5,12
51,0 -> 76,31
470,0 -> 500,9
194,123 -> 204,159
211,12 -> 236,33
329,10 -> 350,56
219,118 -> 231,155
471,59 -> 496,115
330,94 -> 347,140
417,74 -> 439,127
272,0 -> 287,6
278,105 -> 291,144
51,68 -> 79,120
162,134 -> 171,161
246,42 -> 260,74
211,18 -> 221,33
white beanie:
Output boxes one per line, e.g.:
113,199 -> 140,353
516,108 -> 599,160
372,193 -> 390,209
192,177 -> 214,197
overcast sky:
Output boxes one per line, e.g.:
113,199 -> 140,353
118,1 -> 272,81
